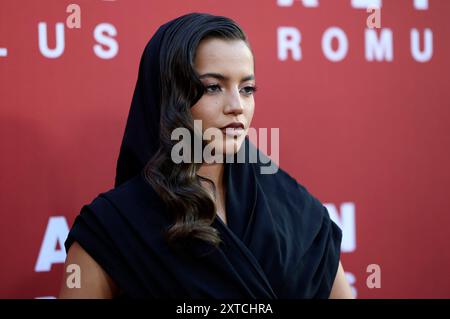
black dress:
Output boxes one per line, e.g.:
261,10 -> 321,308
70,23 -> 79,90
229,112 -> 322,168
64,13 -> 342,299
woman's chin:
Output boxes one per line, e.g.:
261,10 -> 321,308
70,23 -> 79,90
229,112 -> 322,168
201,136 -> 246,163
221,137 -> 245,155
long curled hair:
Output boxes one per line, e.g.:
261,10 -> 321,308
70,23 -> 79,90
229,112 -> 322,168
143,13 -> 251,247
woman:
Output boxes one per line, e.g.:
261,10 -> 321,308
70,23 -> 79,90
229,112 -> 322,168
59,12 -> 353,299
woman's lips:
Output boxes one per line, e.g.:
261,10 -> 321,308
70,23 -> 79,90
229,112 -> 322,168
219,122 -> 245,137
221,127 -> 245,137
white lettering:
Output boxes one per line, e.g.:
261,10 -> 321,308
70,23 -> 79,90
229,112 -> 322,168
365,28 -> 393,61
278,27 -> 302,61
322,27 -> 348,62
411,28 -> 433,62
325,202 -> 356,253
35,216 -> 69,272
38,22 -> 65,58
93,23 -> 118,59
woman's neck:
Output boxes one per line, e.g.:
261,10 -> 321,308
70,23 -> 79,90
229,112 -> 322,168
197,162 -> 227,224
197,163 -> 224,188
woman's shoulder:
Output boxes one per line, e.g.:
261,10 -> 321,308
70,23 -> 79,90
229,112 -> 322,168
257,162 -> 321,206
83,172 -> 163,216
63,174 -> 158,298
254,160 -> 336,232
65,172 -> 168,257
66,172 -> 167,245
249,145 -> 313,201
73,174 -> 142,219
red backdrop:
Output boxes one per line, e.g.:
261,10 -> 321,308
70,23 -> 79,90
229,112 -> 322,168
1,0 -> 449,298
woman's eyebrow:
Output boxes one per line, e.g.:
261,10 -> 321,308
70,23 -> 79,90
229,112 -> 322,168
198,73 -> 255,82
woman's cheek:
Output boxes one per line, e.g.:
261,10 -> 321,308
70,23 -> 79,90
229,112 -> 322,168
192,104 -> 219,130
245,102 -> 255,122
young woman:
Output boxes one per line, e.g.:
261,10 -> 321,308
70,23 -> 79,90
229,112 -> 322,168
59,12 -> 353,299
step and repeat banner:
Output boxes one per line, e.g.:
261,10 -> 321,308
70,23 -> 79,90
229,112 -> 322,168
0,0 -> 449,298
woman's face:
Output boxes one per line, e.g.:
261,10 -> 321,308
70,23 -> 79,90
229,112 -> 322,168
191,38 -> 256,157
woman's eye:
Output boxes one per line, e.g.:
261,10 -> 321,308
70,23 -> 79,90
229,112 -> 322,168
205,84 -> 221,94
241,86 -> 257,96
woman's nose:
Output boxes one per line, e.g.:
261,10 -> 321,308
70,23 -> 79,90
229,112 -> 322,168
223,88 -> 244,114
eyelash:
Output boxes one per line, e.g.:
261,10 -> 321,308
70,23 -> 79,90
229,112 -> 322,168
205,84 -> 258,96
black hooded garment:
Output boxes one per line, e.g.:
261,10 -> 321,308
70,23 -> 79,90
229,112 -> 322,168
64,13 -> 342,299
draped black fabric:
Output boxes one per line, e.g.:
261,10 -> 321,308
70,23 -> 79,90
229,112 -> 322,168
64,13 -> 342,299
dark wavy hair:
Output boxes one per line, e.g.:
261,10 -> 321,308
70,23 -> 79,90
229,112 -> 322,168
143,13 -> 252,247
